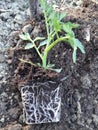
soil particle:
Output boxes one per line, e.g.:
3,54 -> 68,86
22,24 -> 33,33
81,74 -> 92,89
22,125 -> 31,130
0,102 -> 7,114
0,123 -> 22,130
14,14 -> 26,25
7,107 -> 20,120
18,114 -> 24,124
1,0 -> 98,130
0,116 -> 5,123
8,124 -> 22,130
0,54 -> 5,63
94,101 -> 98,115
92,114 -> 98,126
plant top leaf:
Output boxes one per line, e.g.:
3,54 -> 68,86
63,23 -> 75,37
63,22 -> 79,36
53,17 -> 61,32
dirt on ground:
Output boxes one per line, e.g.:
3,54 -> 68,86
0,0 -> 98,130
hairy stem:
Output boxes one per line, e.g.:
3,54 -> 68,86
45,36 -> 70,54
43,8 -> 50,46
42,36 -> 70,69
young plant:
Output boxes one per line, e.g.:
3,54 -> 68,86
19,0 -> 85,73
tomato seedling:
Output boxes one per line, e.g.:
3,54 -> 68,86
19,0 -> 85,72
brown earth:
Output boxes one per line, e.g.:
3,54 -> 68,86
1,0 -> 98,130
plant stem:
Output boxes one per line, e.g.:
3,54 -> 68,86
56,32 -> 59,39
29,39 -> 43,60
44,13 -> 49,37
19,59 -> 37,66
42,51 -> 47,69
43,10 -> 50,46
45,36 -> 70,54
42,36 -> 70,69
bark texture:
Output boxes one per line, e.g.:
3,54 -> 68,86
29,0 -> 39,19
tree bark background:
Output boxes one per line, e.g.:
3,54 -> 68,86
29,0 -> 39,19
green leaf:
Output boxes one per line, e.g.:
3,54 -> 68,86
63,22 -> 79,36
38,39 -> 47,48
73,48 -> 77,63
47,63 -> 55,68
63,24 -> 75,37
49,68 -> 62,73
37,63 -> 42,67
25,43 -> 35,49
34,37 -> 45,42
67,36 -> 74,48
49,11 -> 61,33
67,36 -> 85,63
19,33 -> 31,41
40,0 -> 47,10
47,5 -> 53,15
66,36 -> 77,63
53,18 -> 61,32
65,22 -> 79,29
73,38 -> 85,54
55,11 -> 60,21
59,12 -> 66,20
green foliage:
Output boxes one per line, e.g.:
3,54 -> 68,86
19,0 -> 85,72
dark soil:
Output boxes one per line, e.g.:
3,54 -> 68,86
1,0 -> 98,130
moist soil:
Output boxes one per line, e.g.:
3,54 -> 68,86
1,0 -> 98,130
